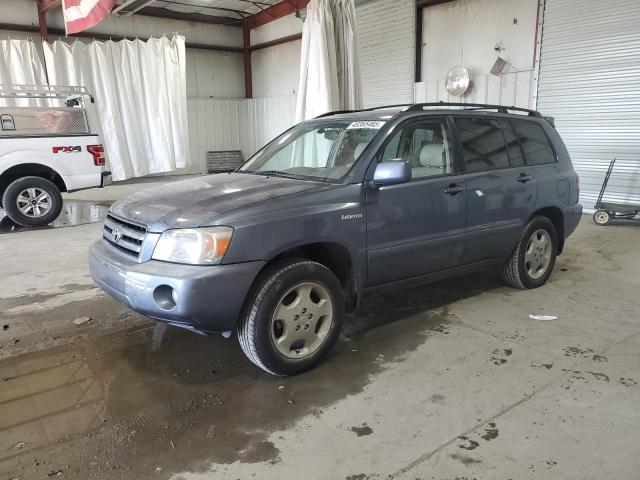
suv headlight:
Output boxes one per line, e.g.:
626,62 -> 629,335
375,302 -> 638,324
152,227 -> 233,265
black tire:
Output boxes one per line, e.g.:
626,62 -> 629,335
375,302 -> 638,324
2,176 -> 63,227
237,259 -> 345,376
502,215 -> 558,290
593,210 -> 611,226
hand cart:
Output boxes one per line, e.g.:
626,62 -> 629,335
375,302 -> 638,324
593,158 -> 640,225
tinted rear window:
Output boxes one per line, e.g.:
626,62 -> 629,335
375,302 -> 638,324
512,120 -> 556,165
499,120 -> 524,167
455,118 -> 511,172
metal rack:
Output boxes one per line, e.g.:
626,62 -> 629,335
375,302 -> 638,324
0,85 -> 96,137
0,85 -> 92,101
316,101 -> 543,119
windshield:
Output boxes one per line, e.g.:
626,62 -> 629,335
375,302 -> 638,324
240,120 -> 386,181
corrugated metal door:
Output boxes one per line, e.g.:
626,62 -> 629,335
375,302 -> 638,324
356,0 -> 415,108
537,0 -> 640,211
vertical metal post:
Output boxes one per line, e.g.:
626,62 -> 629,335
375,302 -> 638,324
415,4 -> 423,83
243,21 -> 253,99
37,0 -> 48,39
531,0 -> 546,110
36,0 -> 51,84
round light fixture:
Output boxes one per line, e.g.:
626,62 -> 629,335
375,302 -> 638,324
445,65 -> 470,96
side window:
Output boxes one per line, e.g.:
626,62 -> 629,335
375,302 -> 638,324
512,120 -> 557,165
380,120 -> 453,179
455,118 -> 511,172
499,120 -> 524,167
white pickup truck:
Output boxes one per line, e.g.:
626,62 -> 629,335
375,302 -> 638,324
0,85 -> 111,227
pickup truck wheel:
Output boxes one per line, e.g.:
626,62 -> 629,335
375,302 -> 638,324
237,259 -> 345,376
2,176 -> 63,227
502,215 -> 557,289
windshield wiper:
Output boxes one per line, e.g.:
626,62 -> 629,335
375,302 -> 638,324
249,170 -> 307,180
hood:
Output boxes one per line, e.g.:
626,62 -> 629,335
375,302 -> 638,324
109,173 -> 324,232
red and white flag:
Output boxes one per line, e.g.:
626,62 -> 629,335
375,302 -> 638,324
62,0 -> 117,35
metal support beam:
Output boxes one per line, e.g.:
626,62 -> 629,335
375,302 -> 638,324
250,33 -> 302,52
415,4 -> 423,82
137,7 -> 240,25
416,0 -> 456,7
38,0 -> 61,13
37,2 -> 48,39
243,22 -> 253,98
0,23 -> 243,53
244,0 -> 310,29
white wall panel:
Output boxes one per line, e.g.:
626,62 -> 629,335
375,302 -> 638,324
415,70 -> 534,108
251,14 -> 303,45
356,0 -> 415,107
251,41 -> 302,98
421,0 -> 538,82
537,0 -> 640,211
187,96 -> 296,173
185,49 -> 245,98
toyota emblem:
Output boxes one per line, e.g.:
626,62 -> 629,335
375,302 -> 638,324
111,227 -> 122,243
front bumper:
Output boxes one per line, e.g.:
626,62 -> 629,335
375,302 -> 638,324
89,241 -> 265,333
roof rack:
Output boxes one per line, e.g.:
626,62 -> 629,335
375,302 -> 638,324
315,102 -> 541,119
0,85 -> 91,100
314,104 -> 413,119
405,102 -> 542,117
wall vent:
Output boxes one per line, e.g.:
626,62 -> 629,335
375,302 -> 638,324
206,150 -> 244,173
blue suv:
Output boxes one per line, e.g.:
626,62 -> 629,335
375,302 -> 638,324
90,103 -> 582,375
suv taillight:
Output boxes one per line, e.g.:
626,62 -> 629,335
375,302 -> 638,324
576,172 -> 580,201
87,144 -> 105,166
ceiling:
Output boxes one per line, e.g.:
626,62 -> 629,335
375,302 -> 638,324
147,0 -> 283,21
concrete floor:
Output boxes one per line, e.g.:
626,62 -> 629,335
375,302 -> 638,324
0,177 -> 639,480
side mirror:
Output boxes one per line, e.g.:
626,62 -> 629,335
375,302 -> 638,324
372,160 -> 412,186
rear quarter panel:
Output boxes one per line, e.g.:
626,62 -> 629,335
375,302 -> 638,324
0,135 -> 103,190
535,120 -> 583,238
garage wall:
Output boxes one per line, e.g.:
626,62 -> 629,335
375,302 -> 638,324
537,0 -> 640,210
250,14 -> 303,98
0,28 -> 246,99
356,0 -> 415,107
187,96 -> 296,172
416,0 -> 538,108
1,0 -> 245,100
186,49 -> 244,99
251,41 -> 301,98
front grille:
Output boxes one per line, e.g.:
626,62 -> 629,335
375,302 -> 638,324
103,213 -> 147,260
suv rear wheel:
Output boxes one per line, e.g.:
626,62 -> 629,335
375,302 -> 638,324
2,176 -> 63,227
502,215 -> 558,289
237,259 -> 345,376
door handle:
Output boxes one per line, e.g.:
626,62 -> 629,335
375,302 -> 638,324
517,173 -> 534,183
444,183 -> 465,195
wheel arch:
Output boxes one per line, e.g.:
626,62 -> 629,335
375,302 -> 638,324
0,163 -> 67,204
251,241 -> 358,311
531,206 -> 565,254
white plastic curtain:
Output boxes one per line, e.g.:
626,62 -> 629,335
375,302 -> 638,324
295,0 -> 362,122
43,35 -> 190,181
0,39 -> 48,106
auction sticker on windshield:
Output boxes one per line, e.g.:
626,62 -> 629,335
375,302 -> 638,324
347,121 -> 386,130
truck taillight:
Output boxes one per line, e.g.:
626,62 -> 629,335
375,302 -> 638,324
87,144 -> 105,166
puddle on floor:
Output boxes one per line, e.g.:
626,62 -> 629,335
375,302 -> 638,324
0,200 -> 110,233
0,272 -> 499,480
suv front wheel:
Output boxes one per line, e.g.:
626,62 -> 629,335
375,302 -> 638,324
237,259 -> 345,376
502,215 -> 558,289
